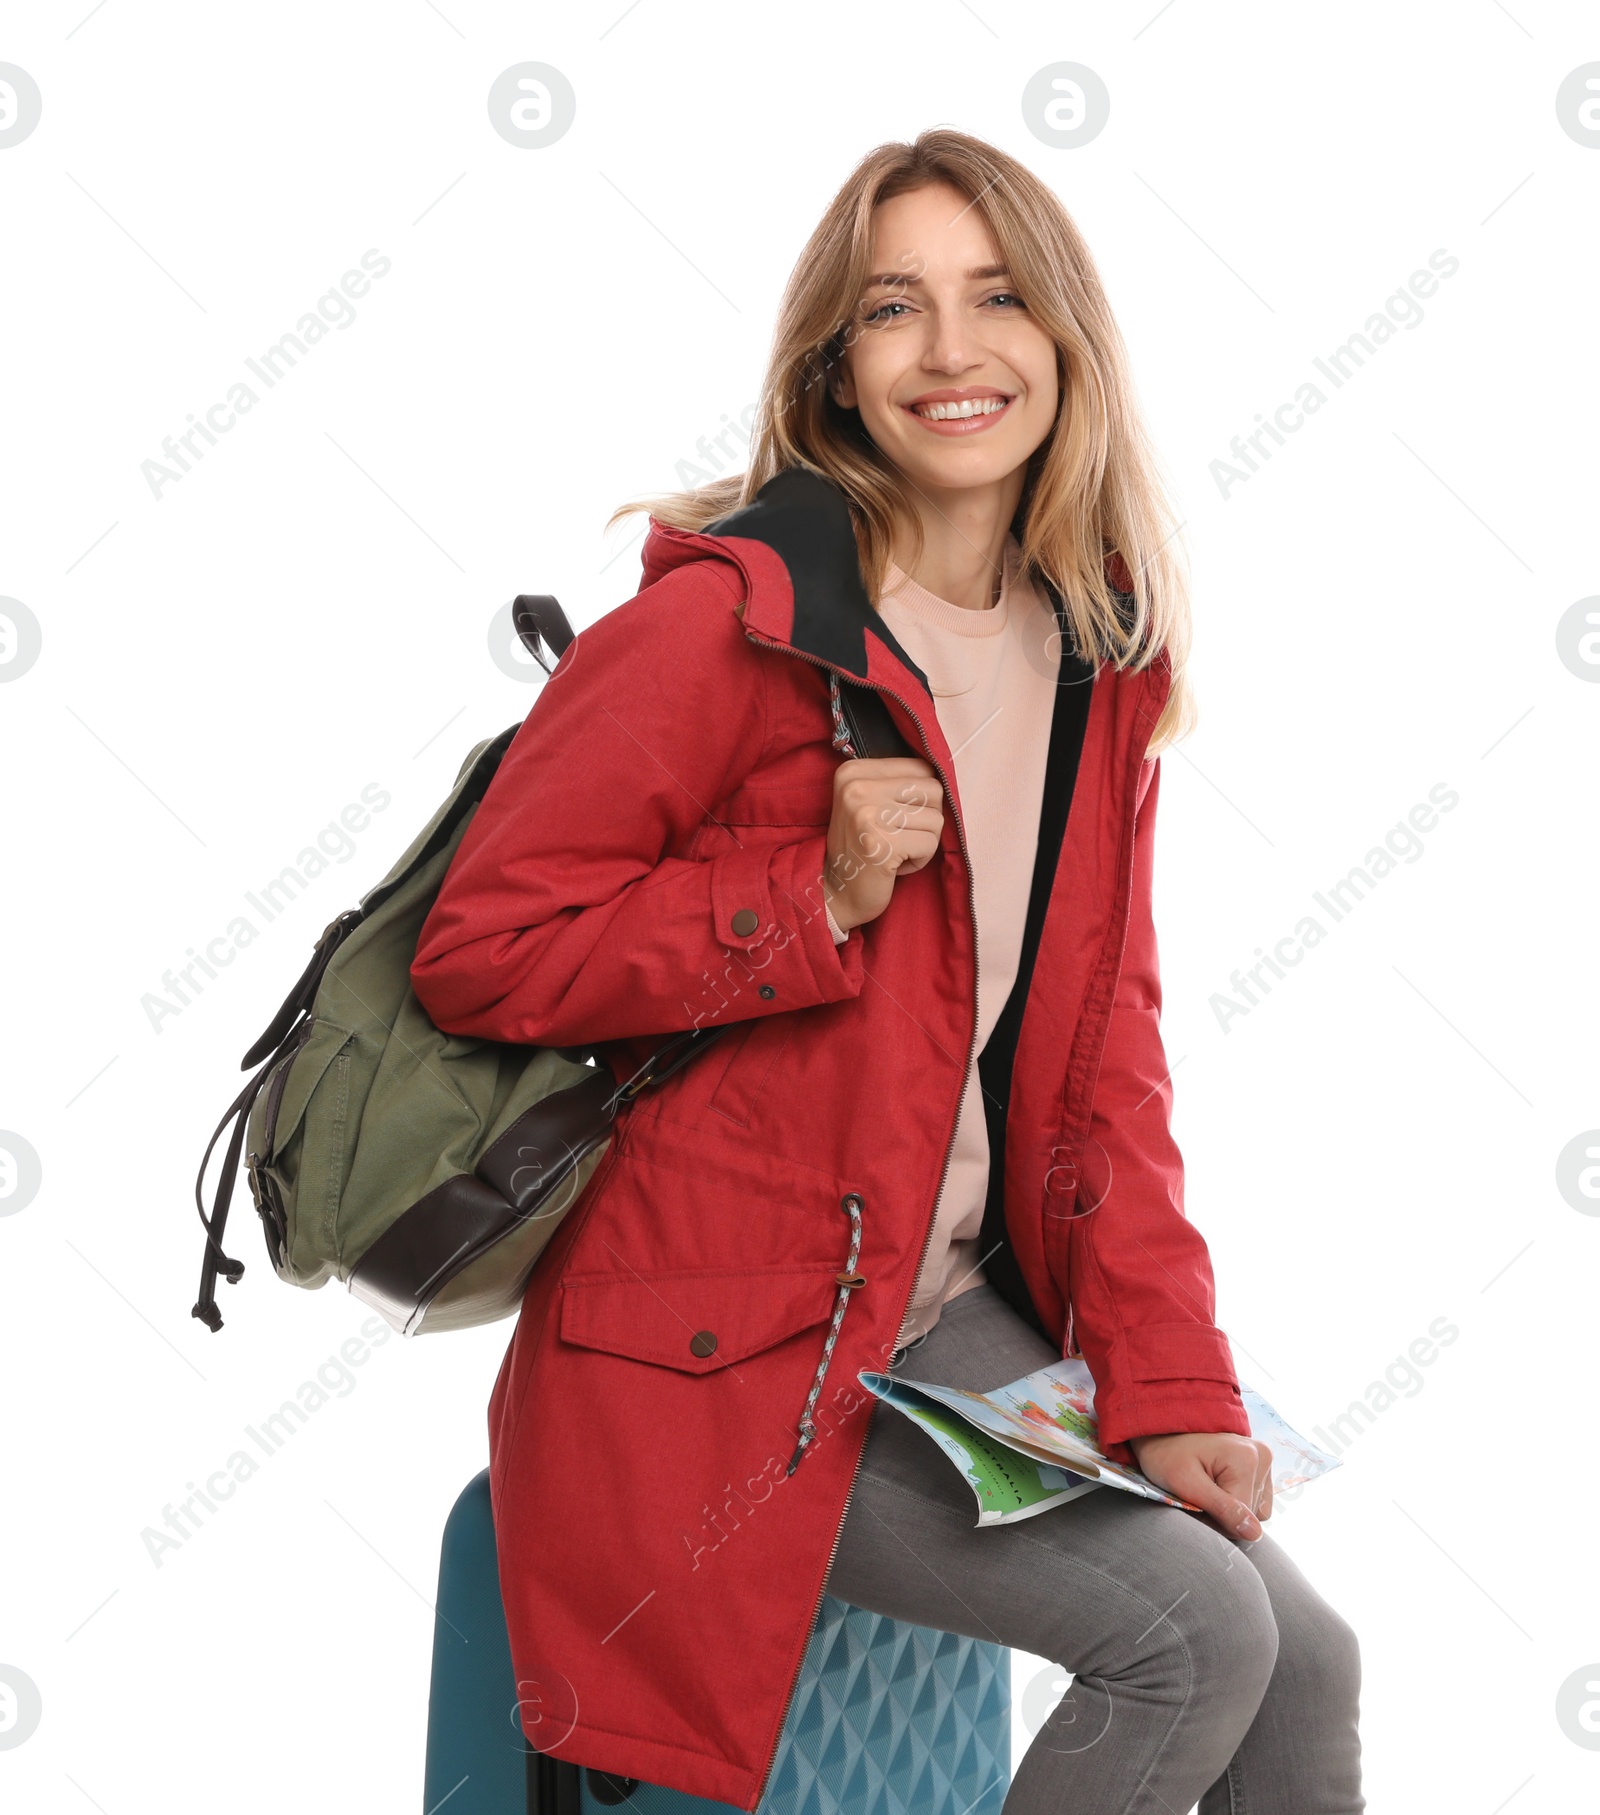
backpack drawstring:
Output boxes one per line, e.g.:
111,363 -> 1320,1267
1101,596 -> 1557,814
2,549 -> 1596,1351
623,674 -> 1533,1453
786,1193 -> 865,1476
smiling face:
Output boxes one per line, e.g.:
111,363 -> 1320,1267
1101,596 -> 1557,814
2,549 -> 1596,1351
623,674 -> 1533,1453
829,182 -> 1061,505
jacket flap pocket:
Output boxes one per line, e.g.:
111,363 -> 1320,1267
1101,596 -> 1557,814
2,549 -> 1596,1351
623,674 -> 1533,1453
1124,1322 -> 1238,1385
715,782 -> 831,826
560,1266 -> 840,1374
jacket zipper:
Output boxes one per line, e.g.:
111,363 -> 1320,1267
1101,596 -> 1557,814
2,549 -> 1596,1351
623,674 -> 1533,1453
740,627 -> 984,1366
741,626 -> 984,1811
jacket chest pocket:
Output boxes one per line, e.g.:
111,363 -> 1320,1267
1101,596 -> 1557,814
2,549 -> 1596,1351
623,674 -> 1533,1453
687,781 -> 832,863
707,1015 -> 796,1127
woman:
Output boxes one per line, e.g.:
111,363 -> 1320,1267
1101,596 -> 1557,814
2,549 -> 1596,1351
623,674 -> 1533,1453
410,129 -> 1363,1813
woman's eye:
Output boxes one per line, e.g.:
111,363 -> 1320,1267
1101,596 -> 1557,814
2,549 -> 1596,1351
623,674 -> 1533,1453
861,291 -> 1023,324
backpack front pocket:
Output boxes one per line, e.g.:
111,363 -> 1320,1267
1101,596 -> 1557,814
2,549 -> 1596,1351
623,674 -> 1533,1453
245,1016 -> 359,1285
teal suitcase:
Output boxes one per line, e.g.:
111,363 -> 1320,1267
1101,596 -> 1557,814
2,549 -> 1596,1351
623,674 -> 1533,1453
424,1470 -> 1012,1814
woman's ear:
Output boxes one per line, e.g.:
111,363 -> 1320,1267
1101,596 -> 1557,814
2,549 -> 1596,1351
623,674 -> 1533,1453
829,358 -> 857,410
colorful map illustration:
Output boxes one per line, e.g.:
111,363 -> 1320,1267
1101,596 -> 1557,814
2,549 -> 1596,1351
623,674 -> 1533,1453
858,1357 -> 1340,1527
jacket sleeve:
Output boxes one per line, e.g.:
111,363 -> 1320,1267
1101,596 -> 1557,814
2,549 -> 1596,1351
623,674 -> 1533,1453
1067,754 -> 1250,1465
409,558 -> 865,1046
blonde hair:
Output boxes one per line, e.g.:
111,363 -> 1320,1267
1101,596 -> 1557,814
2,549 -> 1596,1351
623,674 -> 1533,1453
610,127 -> 1193,752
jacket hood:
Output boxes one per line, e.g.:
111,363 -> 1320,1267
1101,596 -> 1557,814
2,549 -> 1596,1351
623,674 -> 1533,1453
638,465 -> 931,691
636,463 -> 1158,712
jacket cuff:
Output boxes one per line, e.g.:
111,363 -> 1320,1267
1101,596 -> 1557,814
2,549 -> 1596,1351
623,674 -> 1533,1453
708,834 -> 863,1014
1098,1385 -> 1252,1467
1089,1321 -> 1249,1465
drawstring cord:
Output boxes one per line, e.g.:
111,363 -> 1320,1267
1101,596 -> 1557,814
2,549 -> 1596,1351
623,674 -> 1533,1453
787,1192 -> 865,1476
827,672 -> 857,759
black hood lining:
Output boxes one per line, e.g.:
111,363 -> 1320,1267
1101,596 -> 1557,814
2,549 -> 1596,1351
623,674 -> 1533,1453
704,466 -> 929,692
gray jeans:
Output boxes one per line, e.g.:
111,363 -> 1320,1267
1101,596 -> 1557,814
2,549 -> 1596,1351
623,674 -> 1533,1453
824,1282 -> 1364,1814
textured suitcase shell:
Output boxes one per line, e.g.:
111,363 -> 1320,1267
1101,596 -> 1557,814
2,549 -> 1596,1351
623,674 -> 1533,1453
425,1470 -> 1012,1815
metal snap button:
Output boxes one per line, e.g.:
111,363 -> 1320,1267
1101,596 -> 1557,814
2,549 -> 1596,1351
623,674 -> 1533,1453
758,984 -> 775,999
730,908 -> 759,936
689,1330 -> 718,1357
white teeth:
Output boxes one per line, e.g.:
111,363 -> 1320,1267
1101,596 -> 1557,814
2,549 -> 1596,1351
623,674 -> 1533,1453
912,396 -> 1010,421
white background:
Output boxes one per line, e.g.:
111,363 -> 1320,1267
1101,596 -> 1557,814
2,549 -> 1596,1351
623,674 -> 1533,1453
2,2 -> 1597,1810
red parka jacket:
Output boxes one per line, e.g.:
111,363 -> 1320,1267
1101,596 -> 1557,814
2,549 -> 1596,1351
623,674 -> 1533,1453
410,467 -> 1248,1810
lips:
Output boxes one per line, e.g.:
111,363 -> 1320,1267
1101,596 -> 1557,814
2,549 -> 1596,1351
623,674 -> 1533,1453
902,389 -> 1016,437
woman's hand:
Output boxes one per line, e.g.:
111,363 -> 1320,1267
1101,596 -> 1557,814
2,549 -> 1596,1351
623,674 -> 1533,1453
822,756 -> 946,933
1129,1432 -> 1274,1541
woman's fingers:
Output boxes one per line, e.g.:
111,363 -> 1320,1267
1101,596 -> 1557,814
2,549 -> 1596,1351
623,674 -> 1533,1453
827,756 -> 947,928
1132,1432 -> 1275,1542
1249,1439 -> 1274,1524
886,827 -> 943,873
1165,1457 -> 1263,1542
835,756 -> 939,784
1207,1438 -> 1275,1536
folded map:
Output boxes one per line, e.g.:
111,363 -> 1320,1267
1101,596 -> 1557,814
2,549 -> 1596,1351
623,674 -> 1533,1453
858,1356 -> 1340,1526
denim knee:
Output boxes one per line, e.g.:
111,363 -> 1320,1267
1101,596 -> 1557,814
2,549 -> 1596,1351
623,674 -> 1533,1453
1272,1591 -> 1362,1716
1149,1533 -> 1280,1713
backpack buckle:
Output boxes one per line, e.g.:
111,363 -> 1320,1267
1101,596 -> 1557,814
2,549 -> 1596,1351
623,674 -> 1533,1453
608,1050 -> 662,1109
606,1026 -> 726,1111
245,1150 -> 287,1263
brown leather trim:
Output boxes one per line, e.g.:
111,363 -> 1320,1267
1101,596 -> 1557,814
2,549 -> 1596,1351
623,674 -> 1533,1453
475,1070 -> 617,1210
348,1071 -> 617,1335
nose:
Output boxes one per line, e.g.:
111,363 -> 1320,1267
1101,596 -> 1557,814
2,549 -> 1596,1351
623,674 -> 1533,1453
921,298 -> 985,376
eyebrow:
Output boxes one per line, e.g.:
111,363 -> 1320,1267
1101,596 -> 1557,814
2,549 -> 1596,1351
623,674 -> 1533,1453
863,263 -> 1012,289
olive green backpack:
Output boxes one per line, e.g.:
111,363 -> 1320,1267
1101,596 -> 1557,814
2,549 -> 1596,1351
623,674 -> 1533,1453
189,597 -> 726,1337
191,594 -> 907,1337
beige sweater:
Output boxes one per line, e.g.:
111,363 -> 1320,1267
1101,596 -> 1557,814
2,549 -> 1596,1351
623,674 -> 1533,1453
825,535 -> 1062,1349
